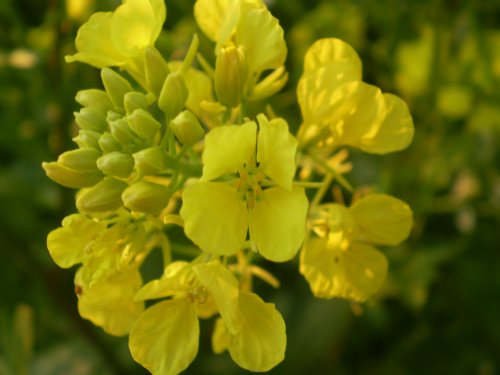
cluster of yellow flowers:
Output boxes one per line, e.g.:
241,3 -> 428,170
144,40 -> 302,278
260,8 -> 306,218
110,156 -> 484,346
43,0 -> 414,373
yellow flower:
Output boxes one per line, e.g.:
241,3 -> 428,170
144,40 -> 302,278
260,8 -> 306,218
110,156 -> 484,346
180,114 -> 309,262
300,194 -> 413,302
65,0 -> 166,69
129,260 -> 286,374
297,38 -> 414,154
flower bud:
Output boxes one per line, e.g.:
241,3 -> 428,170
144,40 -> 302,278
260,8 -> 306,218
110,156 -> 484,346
133,147 -> 164,175
158,72 -> 188,119
144,46 -> 171,96
170,110 -> 204,146
98,133 -> 122,153
97,151 -> 134,178
58,148 -> 101,171
101,68 -> 133,109
76,177 -> 128,213
74,107 -> 108,133
127,109 -> 161,140
42,161 -> 103,188
214,45 -> 249,108
122,181 -> 170,215
124,92 -> 148,115
106,111 -> 122,123
73,130 -> 101,149
75,89 -> 113,112
110,118 -> 138,146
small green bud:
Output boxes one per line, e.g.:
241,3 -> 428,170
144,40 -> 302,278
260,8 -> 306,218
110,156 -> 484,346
101,68 -> 133,109
106,111 -> 122,123
98,133 -> 122,153
74,107 -> 108,133
133,147 -> 164,175
42,161 -> 103,188
110,118 -> 138,146
158,72 -> 188,119
214,45 -> 249,108
76,177 -> 128,213
96,151 -> 134,178
127,109 -> 161,140
124,92 -> 148,115
144,46 -> 171,96
58,148 -> 101,171
122,181 -> 170,215
75,89 -> 113,112
73,130 -> 101,149
170,110 -> 205,146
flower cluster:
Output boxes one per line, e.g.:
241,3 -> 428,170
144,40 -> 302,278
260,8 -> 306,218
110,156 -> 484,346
43,0 -> 414,373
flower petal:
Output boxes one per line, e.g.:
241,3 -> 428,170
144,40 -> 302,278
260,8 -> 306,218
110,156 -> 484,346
194,0 -> 230,41
212,317 -> 229,354
181,182 -> 248,255
227,291 -> 286,372
249,186 -> 308,262
129,298 -> 199,375
76,267 -> 144,336
257,114 -> 297,190
303,38 -> 362,75
350,193 -> 413,246
202,122 -> 256,181
193,261 -> 240,334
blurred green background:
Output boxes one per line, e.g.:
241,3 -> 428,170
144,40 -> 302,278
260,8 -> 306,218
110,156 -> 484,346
1,0 -> 499,373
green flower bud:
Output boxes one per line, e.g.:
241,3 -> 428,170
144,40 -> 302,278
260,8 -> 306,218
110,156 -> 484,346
133,147 -> 164,175
214,45 -> 249,108
42,161 -> 103,188
122,181 -> 170,215
158,72 -> 188,119
110,118 -> 138,146
76,177 -> 128,213
73,130 -> 101,149
101,68 -> 133,109
97,151 -> 134,178
124,92 -> 148,115
75,89 -> 113,112
58,148 -> 101,171
74,107 -> 108,133
98,133 -> 122,153
144,46 -> 170,97
170,110 -> 205,146
106,111 -> 122,123
127,109 -> 161,140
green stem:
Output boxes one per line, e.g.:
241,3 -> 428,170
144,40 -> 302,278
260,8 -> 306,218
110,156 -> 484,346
307,152 -> 353,192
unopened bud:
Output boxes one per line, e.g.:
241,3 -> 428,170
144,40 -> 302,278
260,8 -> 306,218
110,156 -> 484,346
98,133 -> 122,153
133,147 -> 164,175
122,181 -> 170,215
128,109 -> 161,140
58,148 -> 100,171
76,177 -> 127,213
124,92 -> 148,115
73,130 -> 101,149
158,72 -> 188,118
97,151 -> 134,178
106,111 -> 122,123
75,89 -> 113,112
170,110 -> 204,146
101,68 -> 133,109
144,46 -> 171,96
215,45 -> 249,108
110,118 -> 138,146
74,107 -> 108,133
42,161 -> 103,188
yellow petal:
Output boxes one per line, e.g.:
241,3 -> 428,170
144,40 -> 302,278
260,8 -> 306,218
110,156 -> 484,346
47,214 -> 104,268
193,261 -> 240,334
181,182 -> 248,255
227,291 -> 286,372
65,12 -> 126,68
303,38 -> 362,75
350,194 -> 413,246
356,93 -> 414,154
149,0 -> 167,40
111,0 -> 158,57
235,2 -> 286,73
212,317 -> 229,354
194,0 -> 230,41
202,122 -> 256,181
300,235 -> 388,302
257,114 -> 297,190
76,268 -> 144,336
129,298 -> 199,375
249,187 -> 308,262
